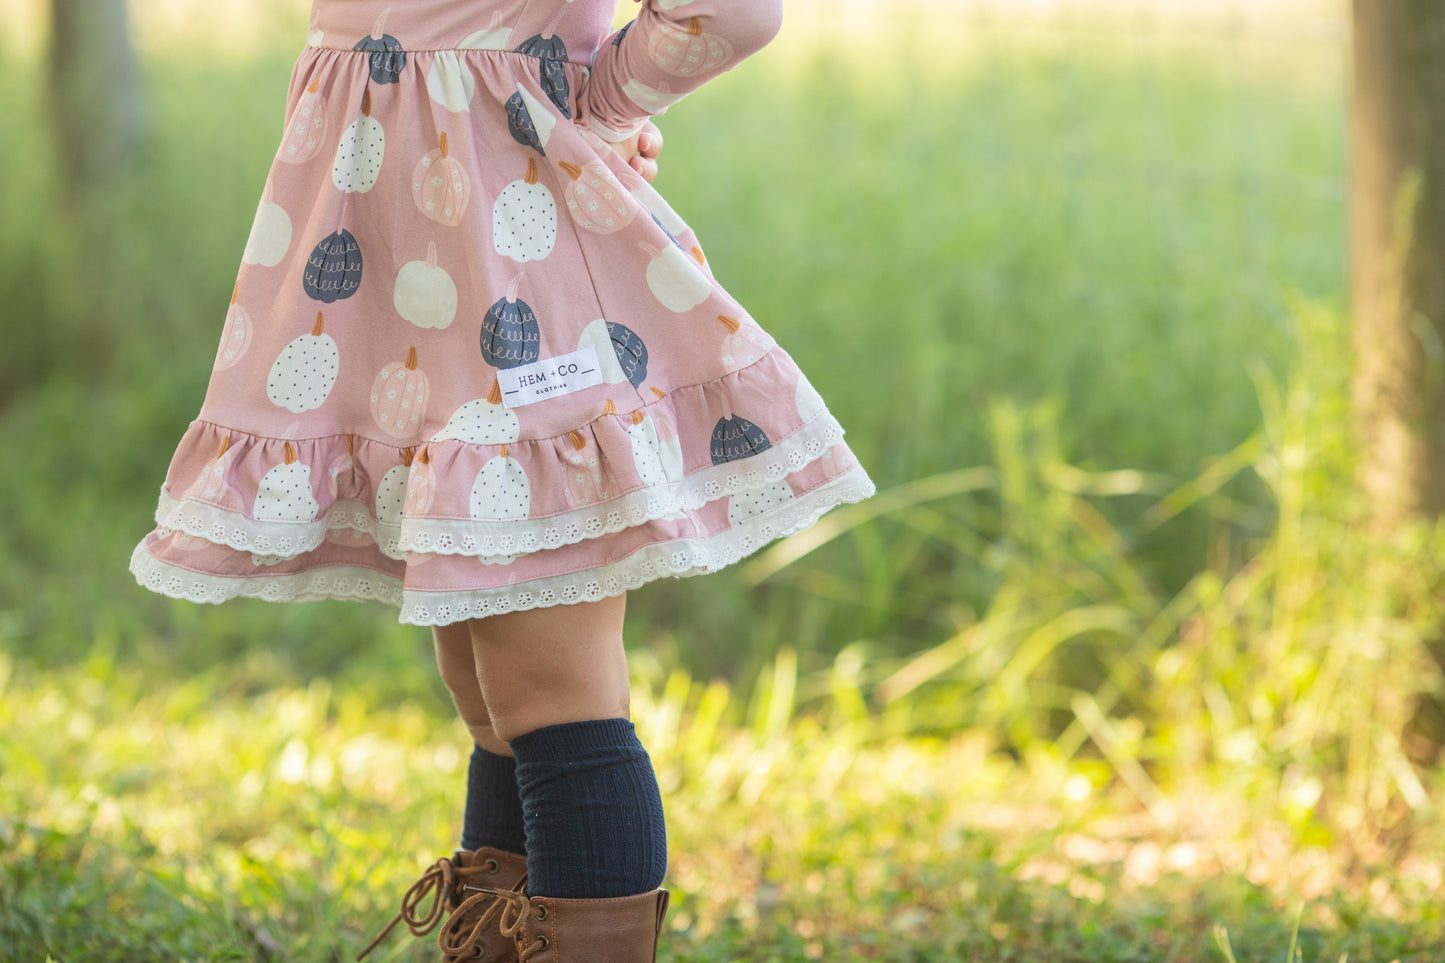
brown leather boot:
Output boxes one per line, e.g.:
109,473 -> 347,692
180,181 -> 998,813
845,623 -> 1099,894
444,888 -> 670,963
357,847 -> 528,961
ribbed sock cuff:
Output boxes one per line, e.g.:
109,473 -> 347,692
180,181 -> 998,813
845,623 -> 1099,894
460,745 -> 528,856
511,718 -> 668,899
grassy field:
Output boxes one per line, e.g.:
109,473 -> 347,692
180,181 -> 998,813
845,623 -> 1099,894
4,8 -> 1445,962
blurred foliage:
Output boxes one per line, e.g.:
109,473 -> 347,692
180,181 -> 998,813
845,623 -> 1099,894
4,12 -> 1445,962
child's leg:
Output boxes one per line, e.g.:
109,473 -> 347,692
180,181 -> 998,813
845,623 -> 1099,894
433,621 -> 528,857
468,595 -> 668,900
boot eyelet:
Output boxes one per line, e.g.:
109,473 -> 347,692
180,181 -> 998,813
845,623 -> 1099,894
537,936 -> 550,949
534,905 -> 550,921
483,858 -> 499,873
471,945 -> 484,958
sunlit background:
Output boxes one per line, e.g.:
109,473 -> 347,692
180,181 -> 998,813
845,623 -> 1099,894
6,1 -> 1445,961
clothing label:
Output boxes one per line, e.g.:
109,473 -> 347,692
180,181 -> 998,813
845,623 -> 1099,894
496,346 -> 604,409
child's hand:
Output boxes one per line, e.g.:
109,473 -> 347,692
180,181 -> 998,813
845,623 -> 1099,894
607,120 -> 664,183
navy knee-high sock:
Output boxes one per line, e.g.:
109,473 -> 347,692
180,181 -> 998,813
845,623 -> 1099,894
510,718 -> 668,899
460,745 -> 528,856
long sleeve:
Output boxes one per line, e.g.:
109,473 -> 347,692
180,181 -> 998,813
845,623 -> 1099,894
581,0 -> 784,142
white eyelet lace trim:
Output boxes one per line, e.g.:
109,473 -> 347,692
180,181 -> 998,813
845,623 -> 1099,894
130,467 -> 875,625
150,412 -> 851,564
398,413 -> 849,558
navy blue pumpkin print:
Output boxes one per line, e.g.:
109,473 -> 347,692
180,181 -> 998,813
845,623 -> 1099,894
514,11 -> 572,118
354,11 -> 406,85
506,91 -> 546,156
711,416 -> 772,465
303,229 -> 364,303
607,322 -> 649,388
481,276 -> 541,369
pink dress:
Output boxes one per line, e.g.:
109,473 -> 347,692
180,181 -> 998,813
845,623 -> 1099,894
129,0 -> 874,626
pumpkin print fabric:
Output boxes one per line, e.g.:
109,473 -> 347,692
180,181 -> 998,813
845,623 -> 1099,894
130,0 -> 874,626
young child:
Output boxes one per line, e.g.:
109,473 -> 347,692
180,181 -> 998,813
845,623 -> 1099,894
129,1 -> 874,960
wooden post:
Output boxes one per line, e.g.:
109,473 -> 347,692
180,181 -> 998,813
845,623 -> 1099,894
49,0 -> 148,189
1351,3 -> 1445,758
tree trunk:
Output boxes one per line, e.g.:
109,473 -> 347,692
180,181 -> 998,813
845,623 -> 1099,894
49,0 -> 147,188
1351,3 -> 1445,759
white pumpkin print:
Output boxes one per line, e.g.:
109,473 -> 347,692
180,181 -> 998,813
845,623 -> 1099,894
427,49 -> 476,112
727,480 -> 795,528
656,412 -> 685,482
394,241 -> 458,330
563,430 -> 621,508
431,381 -> 521,445
471,445 -> 531,520
278,79 -> 327,164
493,157 -> 557,263
718,315 -> 773,369
214,283 -> 252,370
641,241 -> 710,313
375,449 -> 413,527
621,79 -> 685,115
332,88 -> 386,194
307,28 -> 325,46
459,13 -> 512,49
267,312 -> 340,413
627,410 -> 674,488
796,372 -> 827,423
578,319 -> 627,385
631,179 -> 688,236
242,178 -> 292,267
254,442 -> 320,522
370,345 -> 430,439
183,435 -> 235,502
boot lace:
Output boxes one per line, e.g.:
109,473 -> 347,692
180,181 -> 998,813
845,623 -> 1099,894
356,855 -> 463,960
453,888 -> 551,962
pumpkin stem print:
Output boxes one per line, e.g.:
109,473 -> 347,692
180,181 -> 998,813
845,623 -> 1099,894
268,311 -> 340,413
332,87 -> 386,194
303,226 -> 364,303
413,132 -> 472,226
514,7 -> 573,118
394,240 -> 458,330
354,9 -> 407,84
371,345 -> 430,440
480,275 -> 542,370
214,282 -> 253,371
278,79 -> 327,164
710,414 -> 772,464
717,314 -> 773,370
493,157 -> 558,263
505,84 -> 556,156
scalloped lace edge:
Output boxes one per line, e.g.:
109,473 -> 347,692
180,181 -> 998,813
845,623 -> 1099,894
130,468 -> 875,626
151,413 -> 853,563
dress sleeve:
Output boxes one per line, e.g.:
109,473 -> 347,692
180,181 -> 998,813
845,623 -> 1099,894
581,0 -> 785,142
